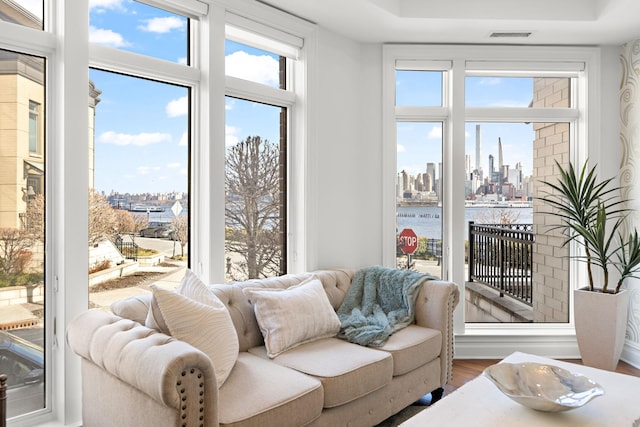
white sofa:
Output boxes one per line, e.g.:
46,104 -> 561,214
67,268 -> 459,427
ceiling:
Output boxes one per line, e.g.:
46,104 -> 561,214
259,0 -> 640,45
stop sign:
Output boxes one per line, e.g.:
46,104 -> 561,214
398,228 -> 418,255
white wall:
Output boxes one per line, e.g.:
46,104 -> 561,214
305,30 -> 640,365
597,46 -> 622,182
310,29 -> 384,270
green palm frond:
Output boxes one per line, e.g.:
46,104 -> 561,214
538,160 -> 638,293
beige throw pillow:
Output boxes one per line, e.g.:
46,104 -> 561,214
145,268 -> 228,332
177,268 -> 226,308
243,277 -> 341,358
148,285 -> 239,387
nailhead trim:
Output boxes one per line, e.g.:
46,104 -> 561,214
177,368 -> 205,427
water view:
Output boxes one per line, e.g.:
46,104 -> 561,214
397,206 -> 533,240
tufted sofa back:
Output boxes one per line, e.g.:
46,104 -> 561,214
211,269 -> 355,352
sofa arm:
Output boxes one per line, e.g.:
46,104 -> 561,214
414,280 -> 460,386
67,309 -> 218,426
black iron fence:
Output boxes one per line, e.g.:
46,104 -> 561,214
468,221 -> 534,306
115,235 -> 138,261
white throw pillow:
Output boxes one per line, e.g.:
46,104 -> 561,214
145,268 -> 228,332
177,268 -> 226,309
148,285 -> 239,387
243,277 -> 341,358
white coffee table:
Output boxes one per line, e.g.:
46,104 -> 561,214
401,351 -> 640,426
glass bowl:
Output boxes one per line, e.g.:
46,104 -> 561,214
483,362 -> 605,412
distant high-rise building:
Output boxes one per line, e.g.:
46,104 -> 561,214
498,137 -> 503,172
426,162 -> 436,190
475,124 -> 482,173
488,154 -> 495,182
424,173 -> 433,193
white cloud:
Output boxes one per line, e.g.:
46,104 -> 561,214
136,165 -> 161,175
138,16 -> 185,34
98,131 -> 171,146
397,144 -> 406,153
225,51 -> 279,86
225,99 -> 235,110
167,162 -> 181,169
90,0 -> 126,12
178,131 -> 188,146
428,126 -> 442,139
90,26 -> 130,48
179,168 -> 188,175
178,57 -> 188,65
479,77 -> 502,86
226,125 -> 240,147
166,96 -> 188,118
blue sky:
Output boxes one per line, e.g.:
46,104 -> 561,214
83,0 -> 283,194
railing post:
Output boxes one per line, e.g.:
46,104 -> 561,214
499,228 -> 505,297
0,374 -> 6,427
468,221 -> 474,282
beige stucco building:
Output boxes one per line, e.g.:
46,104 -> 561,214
0,0 -> 99,231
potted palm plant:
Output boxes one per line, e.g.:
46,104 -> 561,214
540,160 -> 640,371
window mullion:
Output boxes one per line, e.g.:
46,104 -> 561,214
89,44 -> 201,86
225,75 -> 295,107
395,106 -> 448,121
465,107 -> 579,122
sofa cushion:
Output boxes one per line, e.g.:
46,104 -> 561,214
110,293 -> 151,324
147,285 -> 239,387
219,352 -> 323,427
211,273 -> 315,351
377,324 -> 442,376
243,277 -> 341,358
249,337 -> 393,408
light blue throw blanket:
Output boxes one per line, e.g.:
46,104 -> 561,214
337,266 -> 438,347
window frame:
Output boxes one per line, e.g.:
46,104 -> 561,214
383,44 -> 602,358
0,0 -> 315,425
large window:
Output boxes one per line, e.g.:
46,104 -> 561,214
87,0 -> 192,314
88,69 -> 190,309
0,48 -> 46,419
395,122 -> 443,277
224,98 -> 287,281
223,23 -> 300,281
0,0 -> 313,424
386,45 -> 590,331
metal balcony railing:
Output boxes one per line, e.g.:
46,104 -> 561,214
468,221 -> 534,306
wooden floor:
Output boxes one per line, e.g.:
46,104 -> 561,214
445,358 -> 640,397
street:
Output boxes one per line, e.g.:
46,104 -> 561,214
132,235 -> 188,258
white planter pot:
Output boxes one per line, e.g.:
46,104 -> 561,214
574,288 -> 629,371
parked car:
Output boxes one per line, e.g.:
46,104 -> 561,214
0,330 -> 44,418
140,221 -> 174,239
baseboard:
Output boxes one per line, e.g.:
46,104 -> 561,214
454,332 -> 640,368
453,333 -> 580,359
621,341 -> 640,369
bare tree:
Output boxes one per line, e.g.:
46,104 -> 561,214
171,215 -> 188,258
131,214 -> 148,239
225,135 -> 282,279
89,190 -> 117,245
0,228 -> 34,275
475,208 -> 521,225
114,209 -> 135,235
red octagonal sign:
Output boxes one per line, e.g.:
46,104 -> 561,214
398,228 -> 418,255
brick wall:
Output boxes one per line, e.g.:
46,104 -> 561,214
531,77 -> 570,322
